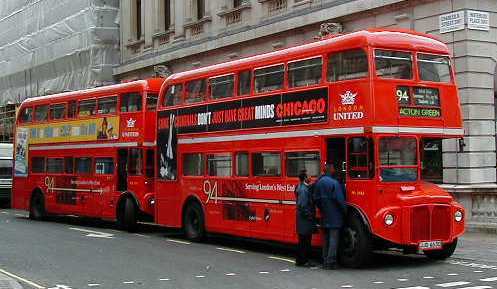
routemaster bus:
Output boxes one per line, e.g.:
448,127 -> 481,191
155,29 -> 465,267
12,79 -> 164,231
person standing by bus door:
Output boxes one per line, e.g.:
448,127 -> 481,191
314,163 -> 346,269
294,170 -> 316,267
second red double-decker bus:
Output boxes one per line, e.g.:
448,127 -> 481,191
155,29 -> 465,267
12,79 -> 164,231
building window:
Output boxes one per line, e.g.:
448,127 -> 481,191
164,0 -> 171,30
135,0 -> 142,39
195,0 -> 205,20
234,0 -> 243,8
267,0 -> 287,16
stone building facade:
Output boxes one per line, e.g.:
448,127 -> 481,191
115,0 -> 497,229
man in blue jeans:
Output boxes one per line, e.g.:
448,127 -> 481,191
314,162 -> 346,269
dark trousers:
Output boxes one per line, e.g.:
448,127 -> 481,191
296,234 -> 312,265
322,228 -> 340,266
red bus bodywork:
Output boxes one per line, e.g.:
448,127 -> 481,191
12,79 -> 164,225
154,29 -> 464,266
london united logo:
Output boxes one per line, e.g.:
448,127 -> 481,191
334,90 -> 364,120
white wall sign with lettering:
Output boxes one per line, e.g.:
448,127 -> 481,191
439,11 -> 465,34
467,10 -> 490,31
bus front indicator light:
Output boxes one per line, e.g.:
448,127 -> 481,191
455,210 -> 463,222
384,214 -> 394,226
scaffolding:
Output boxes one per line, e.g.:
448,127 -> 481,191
0,0 -> 120,106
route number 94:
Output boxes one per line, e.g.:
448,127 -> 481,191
396,86 -> 410,105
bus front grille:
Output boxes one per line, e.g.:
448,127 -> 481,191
410,205 -> 451,243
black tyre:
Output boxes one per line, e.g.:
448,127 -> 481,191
338,213 -> 373,268
183,201 -> 205,241
424,238 -> 457,260
29,191 -> 45,220
118,198 -> 138,232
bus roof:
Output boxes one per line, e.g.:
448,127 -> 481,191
164,29 -> 449,83
20,78 -> 164,108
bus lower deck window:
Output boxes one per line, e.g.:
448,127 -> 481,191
75,157 -> 92,175
286,152 -> 320,177
47,158 -> 64,173
236,152 -> 249,177
95,157 -> 114,175
183,153 -> 205,176
207,154 -> 232,176
252,152 -> 281,176
31,157 -> 45,173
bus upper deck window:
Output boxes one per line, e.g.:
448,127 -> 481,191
238,70 -> 251,96
186,79 -> 206,103
34,105 -> 49,122
375,50 -> 412,79
146,93 -> 158,110
121,93 -> 142,112
79,99 -> 97,117
20,107 -> 33,123
288,57 -> 322,88
50,103 -> 66,120
98,96 -> 117,114
328,49 -> 368,81
164,84 -> 183,106
418,54 -> 452,83
254,64 -> 284,93
210,75 -> 234,99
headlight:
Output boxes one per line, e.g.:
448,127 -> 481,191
455,210 -> 463,222
384,214 -> 394,226
149,198 -> 155,206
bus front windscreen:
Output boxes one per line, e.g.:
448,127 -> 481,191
379,137 -> 417,182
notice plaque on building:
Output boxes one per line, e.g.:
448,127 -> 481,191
439,11 -> 465,34
467,10 -> 490,31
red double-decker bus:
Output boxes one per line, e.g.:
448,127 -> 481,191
155,29 -> 465,267
12,79 -> 164,231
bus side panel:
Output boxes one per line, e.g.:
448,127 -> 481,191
155,181 -> 182,227
12,178 -> 29,210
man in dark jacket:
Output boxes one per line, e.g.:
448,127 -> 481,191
294,170 -> 315,267
314,163 -> 346,269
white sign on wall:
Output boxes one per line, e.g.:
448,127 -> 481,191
439,11 -> 465,34
467,10 -> 490,31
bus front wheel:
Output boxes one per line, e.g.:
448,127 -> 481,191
183,201 -> 205,241
29,191 -> 46,220
424,238 -> 457,260
118,197 -> 138,232
338,214 -> 372,268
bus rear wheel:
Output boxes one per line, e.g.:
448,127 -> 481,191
118,197 -> 138,232
338,214 -> 372,268
424,238 -> 457,260
29,191 -> 45,220
183,201 -> 205,241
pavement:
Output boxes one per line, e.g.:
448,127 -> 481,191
0,272 -> 22,289
0,208 -> 496,289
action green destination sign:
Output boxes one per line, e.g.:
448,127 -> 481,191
400,107 -> 441,118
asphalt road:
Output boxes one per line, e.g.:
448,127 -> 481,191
1,208 -> 496,289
